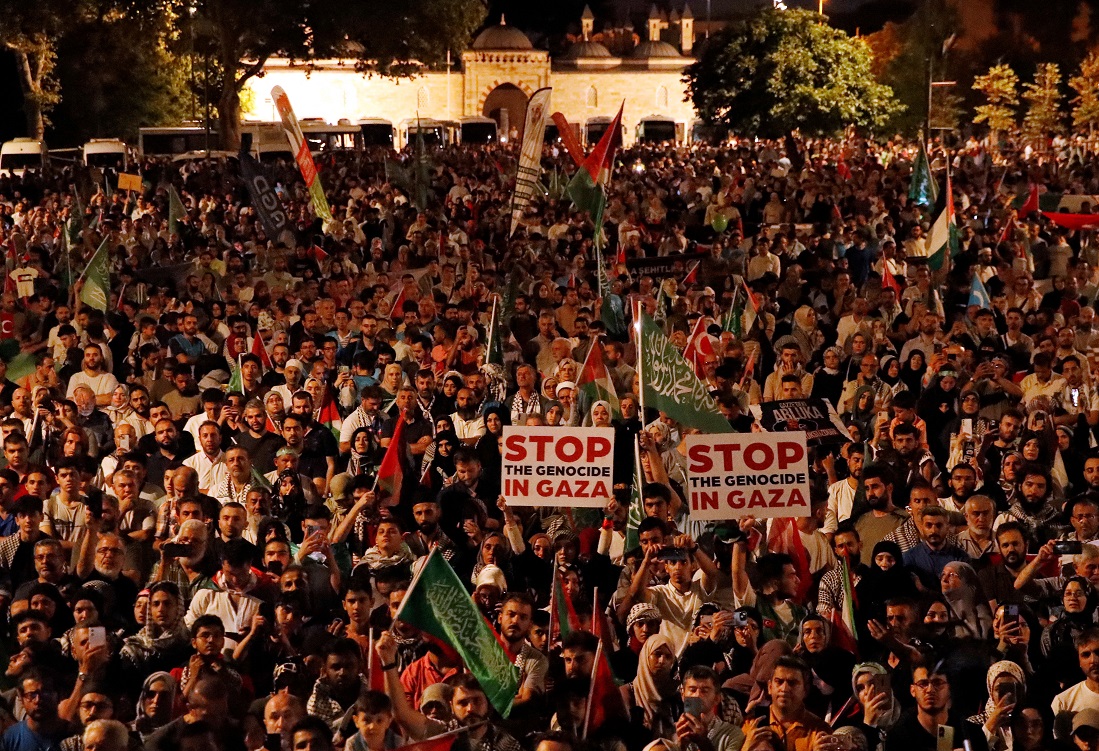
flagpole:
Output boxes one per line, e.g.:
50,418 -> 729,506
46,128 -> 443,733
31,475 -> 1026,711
548,564 -> 557,646
635,299 -> 647,423
581,640 -> 603,739
393,545 -> 437,623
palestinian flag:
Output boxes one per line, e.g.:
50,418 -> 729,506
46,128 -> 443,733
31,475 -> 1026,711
396,548 -> 520,717
317,390 -> 343,440
766,517 -> 811,603
829,554 -> 860,656
400,729 -> 468,751
926,169 -> 959,271
566,104 -> 623,250
366,631 -> 386,691
882,267 -> 903,297
908,140 -> 938,207
308,243 -> 328,261
741,278 -> 759,335
377,414 -> 405,501
577,341 -> 620,421
388,287 -> 408,323
582,640 -> 627,737
683,261 -> 700,286
550,566 -> 581,642
251,333 -> 272,369
1017,184 -> 1039,219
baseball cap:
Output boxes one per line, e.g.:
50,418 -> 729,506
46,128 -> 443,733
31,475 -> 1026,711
328,473 -> 352,504
1073,709 -> 1099,736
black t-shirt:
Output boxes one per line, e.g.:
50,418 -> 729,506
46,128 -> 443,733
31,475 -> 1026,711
233,430 -> 286,476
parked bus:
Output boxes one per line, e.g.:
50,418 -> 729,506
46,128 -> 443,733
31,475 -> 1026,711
459,117 -> 499,144
139,126 -> 217,158
636,116 -> 679,144
359,119 -> 396,148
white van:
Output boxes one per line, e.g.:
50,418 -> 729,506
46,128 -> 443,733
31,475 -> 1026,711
0,138 -> 46,177
83,139 -> 128,170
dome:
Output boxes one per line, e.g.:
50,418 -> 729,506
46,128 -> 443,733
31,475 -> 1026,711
472,18 -> 534,50
631,40 -> 681,58
564,40 -> 612,59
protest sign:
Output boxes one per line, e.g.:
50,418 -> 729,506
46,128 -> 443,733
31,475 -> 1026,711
501,426 -> 614,507
625,251 -> 705,279
750,398 -> 852,446
686,432 -> 811,521
116,173 -> 143,192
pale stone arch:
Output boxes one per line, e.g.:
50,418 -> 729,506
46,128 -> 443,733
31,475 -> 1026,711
587,85 -> 598,108
656,85 -> 669,110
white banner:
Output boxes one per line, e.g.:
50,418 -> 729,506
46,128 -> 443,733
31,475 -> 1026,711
686,432 -> 811,521
501,425 -> 613,507
509,88 -> 551,236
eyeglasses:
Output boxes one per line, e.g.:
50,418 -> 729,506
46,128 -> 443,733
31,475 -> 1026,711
79,700 -> 112,711
913,678 -> 948,690
96,547 -> 124,555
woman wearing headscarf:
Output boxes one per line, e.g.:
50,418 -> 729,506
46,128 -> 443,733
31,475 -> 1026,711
945,391 -> 994,474
855,540 -> 919,627
847,385 -> 879,442
877,355 -> 907,406
919,369 -> 960,469
811,346 -> 846,409
342,426 -> 378,478
788,305 -> 826,364
722,607 -> 764,679
624,634 -> 679,741
940,561 -> 993,641
421,429 -> 459,495
966,660 -> 1027,751
120,582 -> 191,692
476,406 -> 508,481
588,399 -> 613,428
131,671 -> 178,742
899,350 -> 927,396
1039,576 -> 1094,692
845,662 -> 903,744
273,470 -> 307,542
985,451 -> 1024,509
793,614 -> 856,719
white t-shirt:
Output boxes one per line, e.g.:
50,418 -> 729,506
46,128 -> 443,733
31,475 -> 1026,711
67,371 -> 119,400
647,577 -> 718,654
1053,681 -> 1099,738
825,479 -> 858,534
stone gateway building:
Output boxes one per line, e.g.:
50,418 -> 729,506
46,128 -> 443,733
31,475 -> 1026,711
245,6 -> 700,148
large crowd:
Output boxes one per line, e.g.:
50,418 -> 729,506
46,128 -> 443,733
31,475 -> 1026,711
0,128 -> 1095,751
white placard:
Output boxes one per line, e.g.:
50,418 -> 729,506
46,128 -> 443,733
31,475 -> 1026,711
686,432 -> 811,520
501,426 -> 614,507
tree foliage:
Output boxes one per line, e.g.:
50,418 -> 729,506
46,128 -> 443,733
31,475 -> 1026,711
52,2 -> 190,144
181,0 -> 486,150
1022,62 -> 1063,147
684,7 -> 901,138
0,0 -> 79,138
972,64 -> 1019,137
1070,51 -> 1099,132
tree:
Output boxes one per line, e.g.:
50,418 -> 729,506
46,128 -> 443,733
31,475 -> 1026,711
1070,51 -> 1099,134
52,4 -> 190,144
684,8 -> 901,139
183,0 -> 486,151
0,1 -> 73,138
972,63 -> 1019,145
1022,63 -> 1063,148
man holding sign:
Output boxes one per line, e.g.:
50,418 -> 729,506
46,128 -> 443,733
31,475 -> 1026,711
501,426 -> 614,507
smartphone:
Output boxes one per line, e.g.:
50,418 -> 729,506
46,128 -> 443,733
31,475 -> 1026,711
162,542 -> 192,558
87,626 -> 106,650
936,725 -> 955,751
732,610 -> 751,628
961,418 -> 973,435
339,365 -> 350,375
1053,540 -> 1084,555
1003,604 -> 1020,624
683,697 -> 705,718
656,547 -> 688,563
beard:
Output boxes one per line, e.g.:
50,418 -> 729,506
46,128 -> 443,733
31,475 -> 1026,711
418,521 -> 438,535
867,494 -> 888,510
